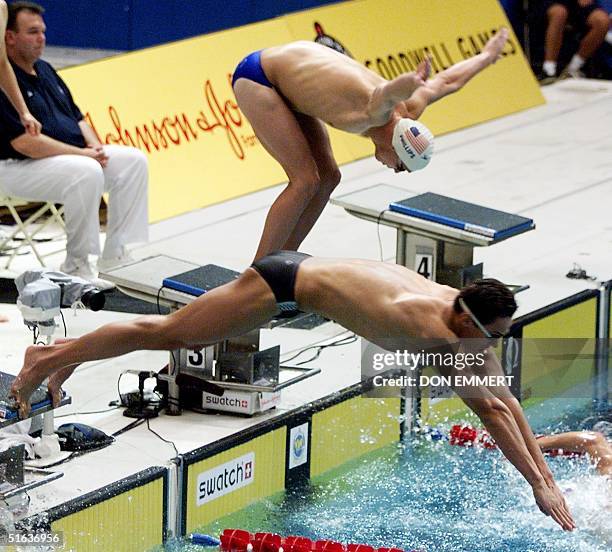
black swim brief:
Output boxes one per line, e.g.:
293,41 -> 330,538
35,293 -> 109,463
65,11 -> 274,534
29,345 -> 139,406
251,251 -> 311,313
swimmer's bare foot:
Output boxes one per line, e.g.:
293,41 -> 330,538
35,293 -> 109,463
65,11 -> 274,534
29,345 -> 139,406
9,345 -> 53,419
0,314 -> 8,323
47,338 -> 76,407
484,27 -> 509,64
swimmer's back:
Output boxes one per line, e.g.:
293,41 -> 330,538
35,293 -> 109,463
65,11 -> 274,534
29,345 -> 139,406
261,41 -> 384,132
295,257 -> 456,343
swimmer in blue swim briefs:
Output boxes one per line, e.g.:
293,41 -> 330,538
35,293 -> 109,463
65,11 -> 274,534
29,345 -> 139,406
231,30 -> 510,261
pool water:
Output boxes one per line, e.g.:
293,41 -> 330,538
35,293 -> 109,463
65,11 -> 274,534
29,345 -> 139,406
169,400 -> 611,552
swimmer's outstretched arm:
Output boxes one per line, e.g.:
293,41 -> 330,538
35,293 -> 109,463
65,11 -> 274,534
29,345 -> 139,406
477,350 -> 560,482
403,27 -> 509,120
462,391 -> 575,530
460,350 -> 576,530
537,432 -> 612,476
10,269 -> 278,418
415,322 -> 572,529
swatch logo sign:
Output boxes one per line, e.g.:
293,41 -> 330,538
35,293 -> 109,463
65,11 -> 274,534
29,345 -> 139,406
196,452 -> 255,505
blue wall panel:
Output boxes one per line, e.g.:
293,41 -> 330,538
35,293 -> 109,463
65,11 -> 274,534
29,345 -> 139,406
130,0 -> 255,49
30,1 -> 527,52
33,0 -> 341,51
251,0 -> 340,23
38,1 -> 132,50
130,0 -> 341,49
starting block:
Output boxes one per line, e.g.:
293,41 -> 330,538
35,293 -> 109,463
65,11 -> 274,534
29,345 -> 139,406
331,184 -> 535,288
0,372 -> 71,427
101,256 -> 321,416
0,372 -> 70,507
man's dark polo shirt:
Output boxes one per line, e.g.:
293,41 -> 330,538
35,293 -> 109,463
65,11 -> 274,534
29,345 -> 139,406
0,59 -> 86,160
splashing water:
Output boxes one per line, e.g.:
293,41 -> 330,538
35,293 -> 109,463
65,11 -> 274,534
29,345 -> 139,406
560,475 -> 611,548
172,402 -> 611,552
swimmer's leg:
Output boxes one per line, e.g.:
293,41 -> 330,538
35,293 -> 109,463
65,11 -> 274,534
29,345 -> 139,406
233,79 -> 322,261
283,113 -> 341,250
403,28 -> 509,119
11,269 -> 277,417
537,431 -> 612,475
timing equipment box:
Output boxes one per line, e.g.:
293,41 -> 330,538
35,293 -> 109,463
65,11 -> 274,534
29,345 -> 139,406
202,389 -> 281,415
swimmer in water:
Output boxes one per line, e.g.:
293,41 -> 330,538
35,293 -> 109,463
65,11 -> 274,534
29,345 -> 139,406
536,431 -> 612,476
232,29 -> 510,260
452,424 -> 612,475
10,254 -> 575,530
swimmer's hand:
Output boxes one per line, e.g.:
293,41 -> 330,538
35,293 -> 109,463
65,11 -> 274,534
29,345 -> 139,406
532,480 -> 576,531
416,56 -> 431,83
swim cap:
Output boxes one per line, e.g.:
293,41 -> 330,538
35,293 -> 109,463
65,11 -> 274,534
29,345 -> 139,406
392,118 -> 434,172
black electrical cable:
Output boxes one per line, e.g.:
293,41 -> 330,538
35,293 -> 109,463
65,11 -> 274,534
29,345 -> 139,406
116,371 -> 125,405
59,310 -> 67,337
281,333 -> 357,366
146,418 -> 179,456
28,452 -> 76,469
55,406 -> 120,419
376,208 -> 389,262
111,418 -> 146,438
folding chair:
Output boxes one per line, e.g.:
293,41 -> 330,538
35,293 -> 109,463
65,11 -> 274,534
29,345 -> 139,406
0,191 -> 66,269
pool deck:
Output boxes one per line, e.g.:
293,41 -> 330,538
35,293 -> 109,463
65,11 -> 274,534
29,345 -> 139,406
1,78 -> 611,522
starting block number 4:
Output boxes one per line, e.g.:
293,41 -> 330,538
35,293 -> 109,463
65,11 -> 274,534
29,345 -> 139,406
415,253 -> 434,280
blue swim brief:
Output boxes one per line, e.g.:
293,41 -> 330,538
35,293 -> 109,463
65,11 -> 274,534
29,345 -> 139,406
232,50 -> 273,89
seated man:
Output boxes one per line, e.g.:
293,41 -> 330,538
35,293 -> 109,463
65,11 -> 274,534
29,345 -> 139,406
0,2 -> 148,286
11,251 -> 575,530
232,29 -> 510,260
541,0 -> 609,81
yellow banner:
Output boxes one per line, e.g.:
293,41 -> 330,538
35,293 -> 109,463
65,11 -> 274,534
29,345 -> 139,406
284,0 -> 543,138
59,0 -> 543,222
59,19 -> 295,222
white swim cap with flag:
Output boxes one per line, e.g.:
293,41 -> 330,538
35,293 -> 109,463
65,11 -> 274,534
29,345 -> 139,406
392,118 -> 434,172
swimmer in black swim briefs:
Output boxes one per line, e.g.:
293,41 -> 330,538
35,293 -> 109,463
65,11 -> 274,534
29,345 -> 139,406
11,254 -> 575,531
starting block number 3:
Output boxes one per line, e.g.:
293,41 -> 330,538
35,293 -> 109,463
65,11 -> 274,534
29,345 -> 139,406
415,253 -> 434,280
187,349 -> 205,368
